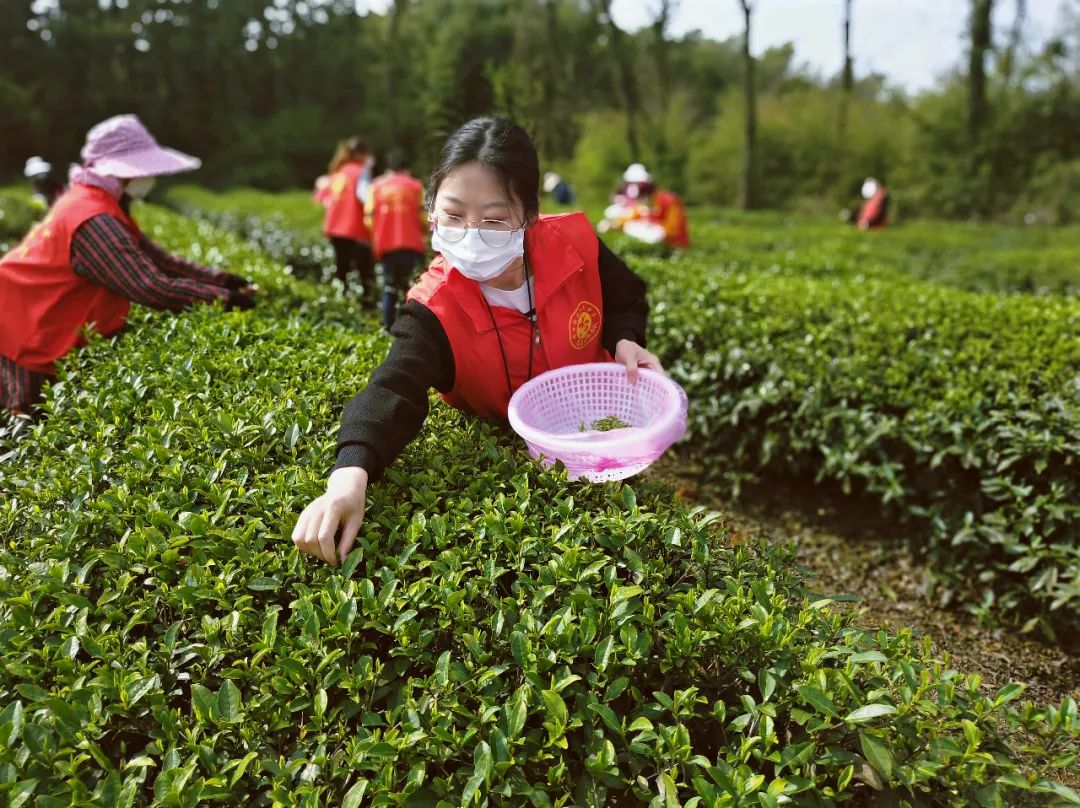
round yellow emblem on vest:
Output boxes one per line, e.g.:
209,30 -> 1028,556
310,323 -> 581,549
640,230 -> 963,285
568,301 -> 601,350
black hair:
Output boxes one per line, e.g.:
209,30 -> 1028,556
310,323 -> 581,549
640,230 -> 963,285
385,149 -> 409,172
427,117 -> 540,221
329,135 -> 371,173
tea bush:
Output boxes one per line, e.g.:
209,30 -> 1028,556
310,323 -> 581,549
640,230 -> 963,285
0,186 -> 42,253
1,209 -> 1077,806
163,185 -> 332,279
641,253 -> 1080,638
177,187 -> 1080,635
611,211 -> 1080,297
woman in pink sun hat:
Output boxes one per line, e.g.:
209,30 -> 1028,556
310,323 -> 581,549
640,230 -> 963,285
0,114 -> 259,415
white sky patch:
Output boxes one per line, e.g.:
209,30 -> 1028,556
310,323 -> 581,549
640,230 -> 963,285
608,0 -> 1071,93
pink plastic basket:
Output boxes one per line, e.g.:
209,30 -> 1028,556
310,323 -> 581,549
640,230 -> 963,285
507,362 -> 688,482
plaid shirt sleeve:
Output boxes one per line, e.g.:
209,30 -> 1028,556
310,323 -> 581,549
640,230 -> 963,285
0,355 -> 49,414
71,215 -> 230,312
137,234 -> 247,289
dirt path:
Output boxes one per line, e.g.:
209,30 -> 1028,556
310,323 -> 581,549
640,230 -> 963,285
644,455 -> 1080,708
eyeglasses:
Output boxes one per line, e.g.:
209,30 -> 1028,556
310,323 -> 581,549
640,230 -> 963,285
429,212 -> 522,248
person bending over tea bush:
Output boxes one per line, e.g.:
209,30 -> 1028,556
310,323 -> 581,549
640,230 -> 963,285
0,114 -> 257,414
293,117 -> 663,565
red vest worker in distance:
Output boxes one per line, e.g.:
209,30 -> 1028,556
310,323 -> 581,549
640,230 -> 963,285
652,188 -> 690,248
292,117 -> 663,567
370,150 -> 428,330
322,135 -> 377,300
323,160 -> 371,243
857,177 -> 890,230
0,114 -> 256,414
605,163 -> 690,248
370,166 -> 425,259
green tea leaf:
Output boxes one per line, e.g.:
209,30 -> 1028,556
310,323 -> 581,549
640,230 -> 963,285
541,690 -> 568,727
859,733 -> 894,780
594,635 -> 615,671
218,680 -> 242,722
9,779 -> 38,808
797,686 -> 840,719
342,778 -> 369,808
844,703 -> 897,723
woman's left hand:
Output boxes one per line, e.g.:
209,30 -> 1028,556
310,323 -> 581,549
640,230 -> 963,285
614,339 -> 664,384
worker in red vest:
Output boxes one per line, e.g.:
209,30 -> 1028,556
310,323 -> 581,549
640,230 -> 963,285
370,149 -> 428,330
856,177 -> 889,229
292,117 -> 662,565
0,114 -> 255,415
323,136 -> 376,304
604,164 -> 690,249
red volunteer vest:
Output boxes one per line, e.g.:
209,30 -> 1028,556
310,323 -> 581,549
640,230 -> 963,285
857,189 -> 888,229
0,184 -> 135,374
371,172 -> 426,259
408,212 -> 610,418
654,190 -> 690,248
322,162 -> 371,242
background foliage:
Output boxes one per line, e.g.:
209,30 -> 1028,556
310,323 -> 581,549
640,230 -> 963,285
1,0 -> 1079,219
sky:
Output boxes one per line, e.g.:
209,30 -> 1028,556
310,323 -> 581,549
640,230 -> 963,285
608,0 -> 1073,93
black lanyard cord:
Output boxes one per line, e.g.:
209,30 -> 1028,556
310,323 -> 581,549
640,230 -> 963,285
481,256 -> 537,402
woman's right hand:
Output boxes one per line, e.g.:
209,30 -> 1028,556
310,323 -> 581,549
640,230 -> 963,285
292,466 -> 369,566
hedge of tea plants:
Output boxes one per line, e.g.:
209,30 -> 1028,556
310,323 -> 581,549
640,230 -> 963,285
164,185 -> 332,279
0,187 -> 43,253
679,212 -> 1080,297
172,186 -> 1080,637
1,208 -> 1077,806
637,249 -> 1080,638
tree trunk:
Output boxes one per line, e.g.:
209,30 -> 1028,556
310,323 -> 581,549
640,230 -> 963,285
738,0 -> 757,210
541,0 -> 562,157
1000,0 -> 1026,88
968,0 -> 993,142
596,0 -> 641,160
838,0 -> 853,137
383,0 -> 408,143
651,0 -> 675,179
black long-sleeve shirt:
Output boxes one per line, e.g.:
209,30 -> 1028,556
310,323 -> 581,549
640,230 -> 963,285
334,240 -> 649,481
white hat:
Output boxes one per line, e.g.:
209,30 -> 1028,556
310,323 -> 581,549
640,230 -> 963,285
543,171 -> 561,194
24,156 -> 52,178
622,163 -> 652,184
861,177 -> 879,199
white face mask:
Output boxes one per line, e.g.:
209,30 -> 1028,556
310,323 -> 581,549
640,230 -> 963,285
126,177 -> 156,199
432,227 -> 525,283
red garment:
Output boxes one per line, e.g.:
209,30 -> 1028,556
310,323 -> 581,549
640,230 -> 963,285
0,184 -> 134,374
408,212 -> 610,417
370,171 -> 426,259
322,162 -> 371,242
857,188 -> 889,229
653,190 -> 690,248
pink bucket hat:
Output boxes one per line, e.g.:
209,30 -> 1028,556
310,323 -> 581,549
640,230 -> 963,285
80,114 -> 201,179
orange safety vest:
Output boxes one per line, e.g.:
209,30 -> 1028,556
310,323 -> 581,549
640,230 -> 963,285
408,212 -> 611,418
322,161 -> 371,242
370,171 -> 426,259
654,190 -> 690,248
0,184 -> 134,374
